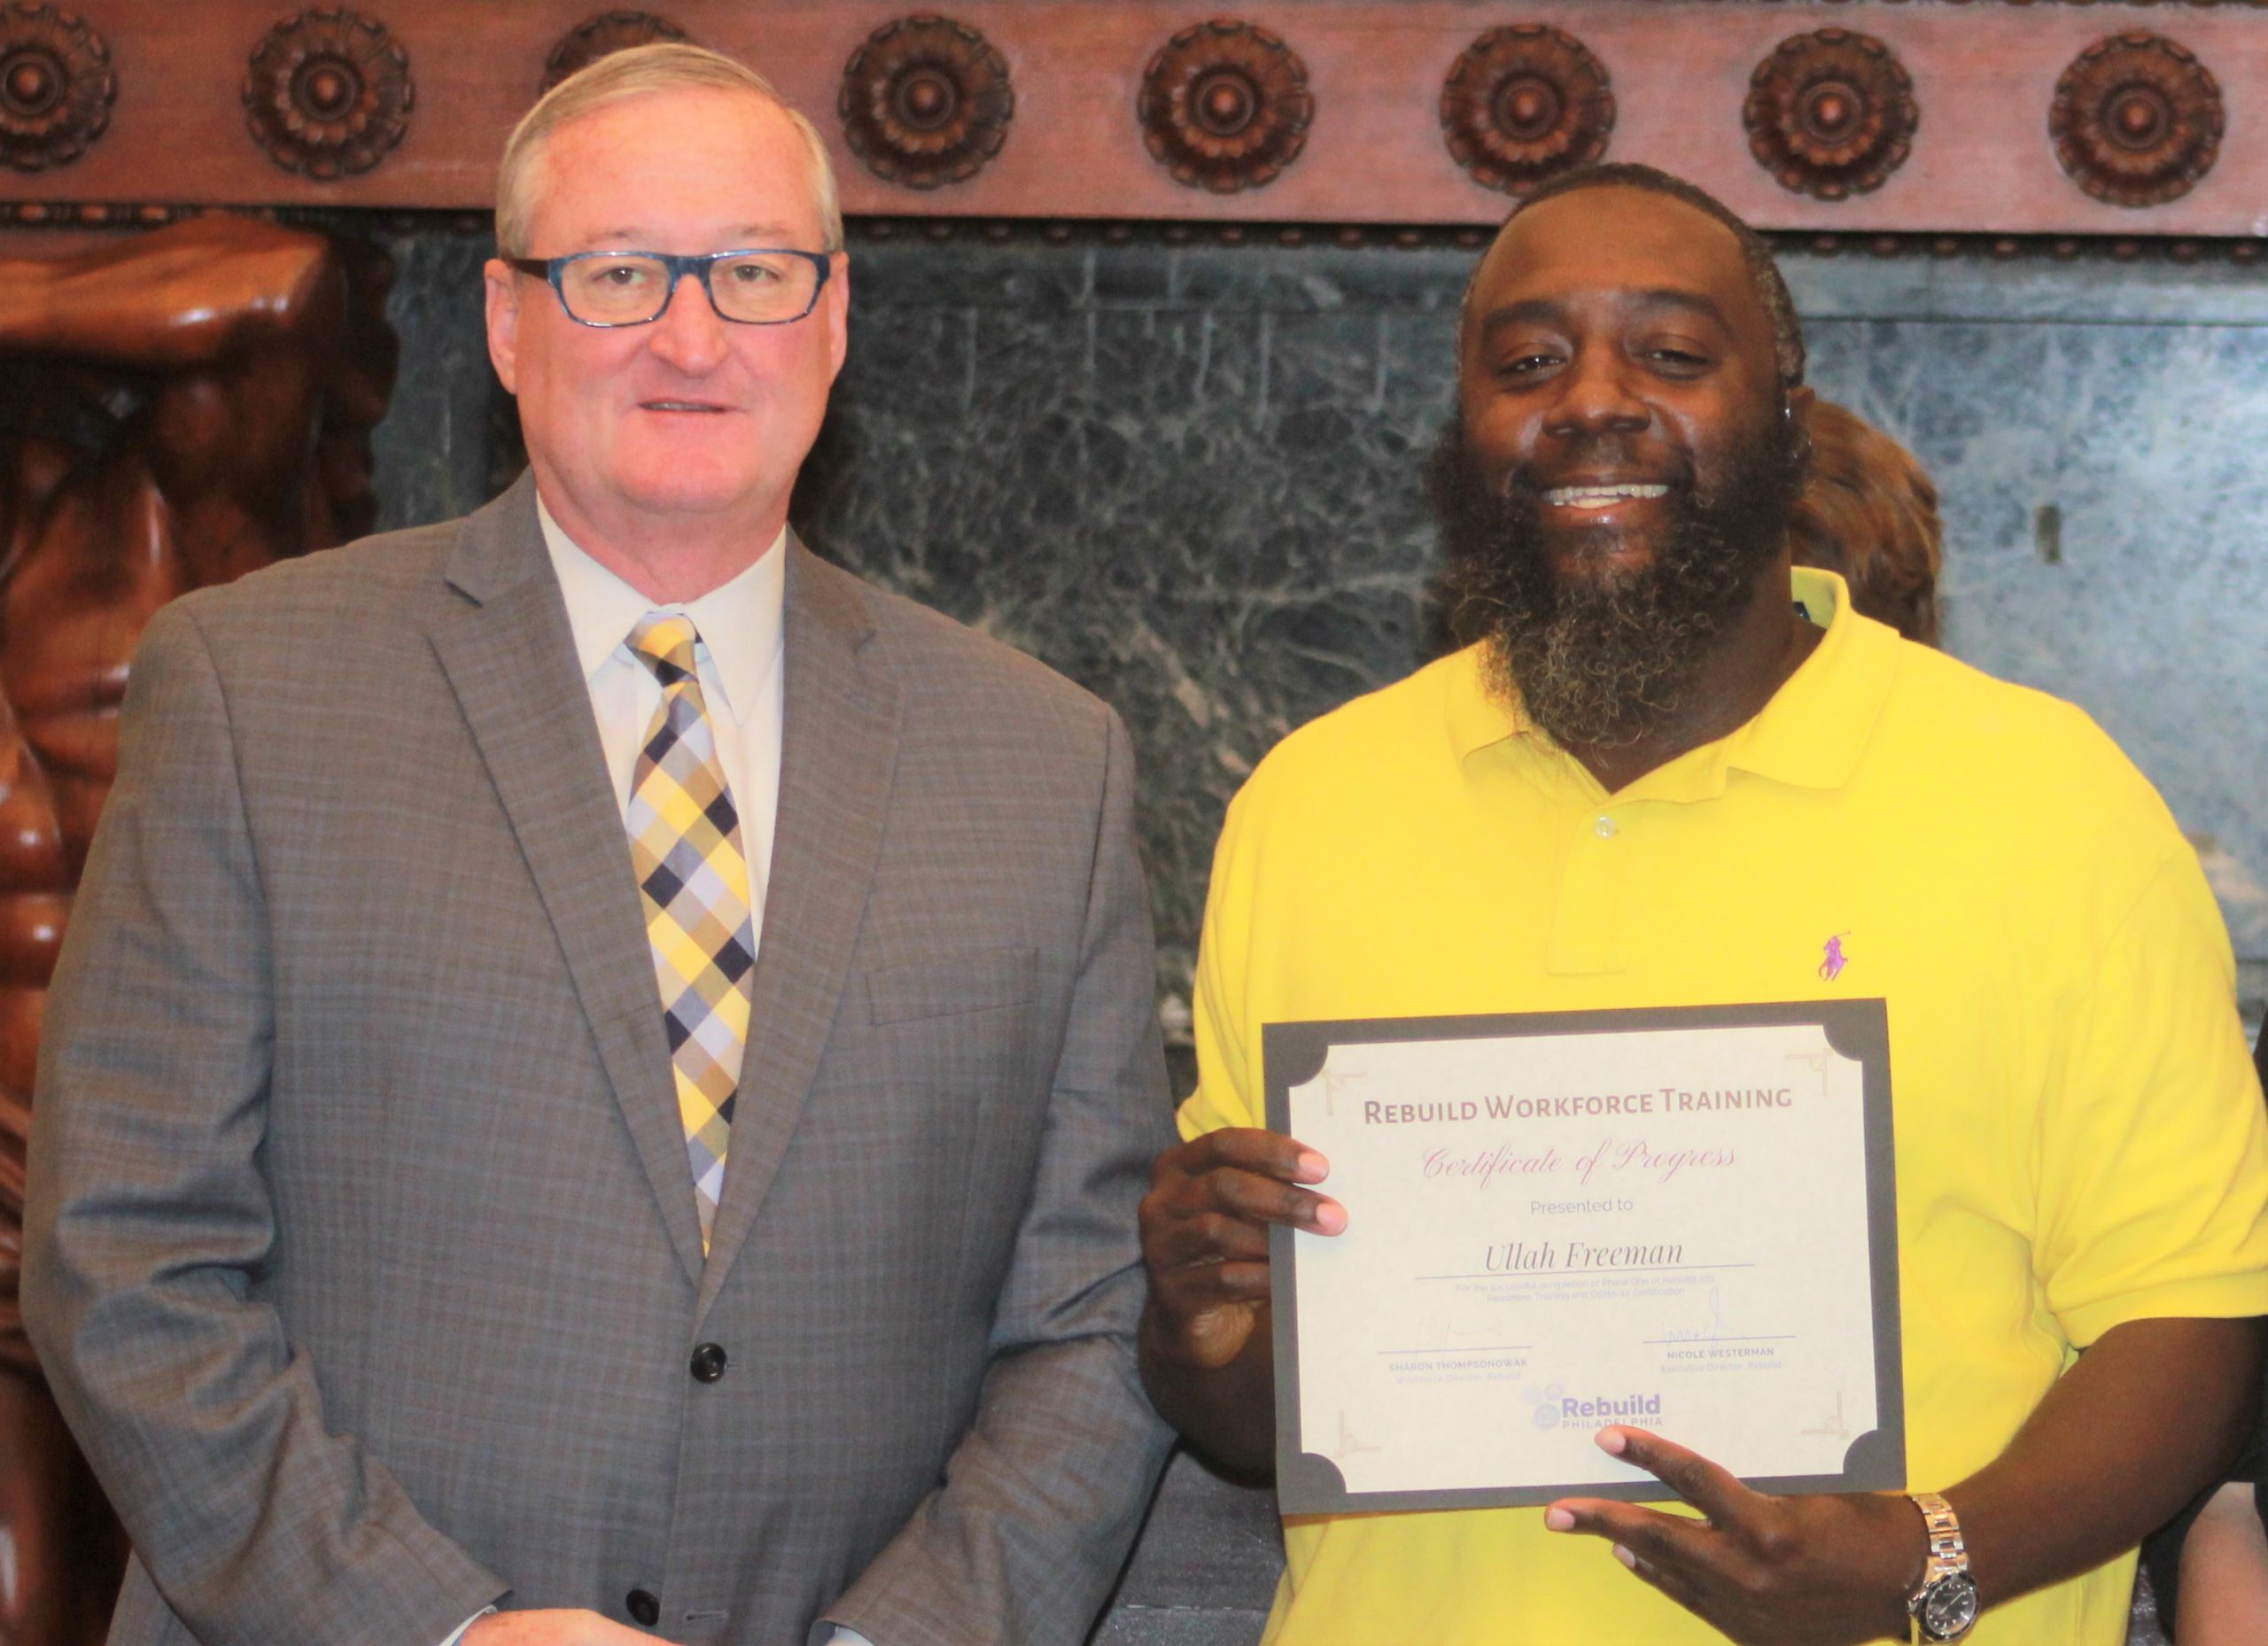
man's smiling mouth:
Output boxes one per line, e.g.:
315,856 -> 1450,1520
1543,484 -> 1670,510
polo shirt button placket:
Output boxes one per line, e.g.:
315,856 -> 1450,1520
1547,804 -> 1632,975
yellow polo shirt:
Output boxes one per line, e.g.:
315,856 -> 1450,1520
1178,570 -> 2268,1645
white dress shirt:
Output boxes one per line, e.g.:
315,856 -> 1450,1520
435,505 -> 869,1646
537,495 -> 786,913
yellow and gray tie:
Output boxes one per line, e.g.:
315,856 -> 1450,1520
626,613 -> 755,1253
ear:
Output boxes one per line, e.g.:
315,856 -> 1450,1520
1783,384 -> 1816,473
484,258 -> 523,395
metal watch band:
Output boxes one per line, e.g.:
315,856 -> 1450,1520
1914,1490 -> 1966,1574
1907,1490 -> 1977,1644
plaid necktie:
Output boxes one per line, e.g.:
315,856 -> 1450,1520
626,614 -> 756,1253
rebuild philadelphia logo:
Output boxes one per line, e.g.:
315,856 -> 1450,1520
1533,1389 -> 1663,1430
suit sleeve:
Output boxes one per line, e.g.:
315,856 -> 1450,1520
23,603 -> 506,1646
819,708 -> 1175,1646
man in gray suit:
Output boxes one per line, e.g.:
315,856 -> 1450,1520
24,45 -> 1172,1646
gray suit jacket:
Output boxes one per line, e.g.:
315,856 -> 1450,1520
24,474 -> 1174,1646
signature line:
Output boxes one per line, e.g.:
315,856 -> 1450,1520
1641,1334 -> 1797,1345
1419,1263 -> 1758,1279
1379,1345 -> 1533,1355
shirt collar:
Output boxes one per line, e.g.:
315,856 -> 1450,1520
1445,647 -> 1527,761
536,493 -> 786,726
1443,567 -> 1901,793
1717,567 -> 1899,791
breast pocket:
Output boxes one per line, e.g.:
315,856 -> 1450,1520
813,946 -> 1046,1276
863,946 -> 1038,1027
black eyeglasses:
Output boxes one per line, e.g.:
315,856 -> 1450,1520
503,249 -> 834,327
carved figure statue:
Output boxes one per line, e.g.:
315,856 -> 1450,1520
0,214 -> 394,1646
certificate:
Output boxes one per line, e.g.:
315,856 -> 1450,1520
1265,1000 -> 1901,1515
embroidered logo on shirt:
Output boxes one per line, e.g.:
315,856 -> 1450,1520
1818,933 -> 1851,982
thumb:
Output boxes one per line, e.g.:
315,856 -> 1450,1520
1181,1300 -> 1261,1370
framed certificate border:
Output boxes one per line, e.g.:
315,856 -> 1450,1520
1263,998 -> 1902,1516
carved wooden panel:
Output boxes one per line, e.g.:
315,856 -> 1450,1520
1745,28 -> 1917,200
2050,32 -> 2223,207
0,213 -> 396,1646
243,8 -> 413,179
1439,25 -> 1613,197
4,2 -> 2268,242
1137,19 -> 1310,193
543,11 -> 690,95
0,4 -> 110,172
840,14 -> 1012,190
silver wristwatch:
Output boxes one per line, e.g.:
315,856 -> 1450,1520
1907,1491 -> 1979,1643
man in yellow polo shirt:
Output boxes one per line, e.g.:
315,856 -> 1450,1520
1138,163 -> 2268,1646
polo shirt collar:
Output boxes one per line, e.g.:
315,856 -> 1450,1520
1717,567 -> 1899,791
1443,567 -> 1900,794
536,493 -> 785,726
1446,648 -> 1527,760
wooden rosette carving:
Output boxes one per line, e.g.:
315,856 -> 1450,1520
244,8 -> 413,180
544,12 -> 689,95
1440,24 -> 1612,197
0,4 -> 112,172
1744,28 -> 1916,201
839,14 -> 1012,190
1138,19 -> 1311,195
2051,32 -> 2223,209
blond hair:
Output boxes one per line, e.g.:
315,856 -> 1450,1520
495,43 -> 843,258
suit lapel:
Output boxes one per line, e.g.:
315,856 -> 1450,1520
427,475 -> 706,1285
697,539 -> 903,1316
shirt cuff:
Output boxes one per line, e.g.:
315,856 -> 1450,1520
825,1630 -> 874,1645
439,1607 -> 498,1646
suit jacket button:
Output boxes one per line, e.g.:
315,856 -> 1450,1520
690,1342 -> 727,1383
626,1589 -> 661,1627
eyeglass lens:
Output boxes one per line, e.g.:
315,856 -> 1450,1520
560,253 -> 819,324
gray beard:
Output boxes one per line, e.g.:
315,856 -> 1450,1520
1481,562 -> 1744,750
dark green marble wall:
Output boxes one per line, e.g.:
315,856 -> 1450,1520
375,229 -> 2268,1060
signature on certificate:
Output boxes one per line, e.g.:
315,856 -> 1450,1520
1660,1281 -> 1735,1343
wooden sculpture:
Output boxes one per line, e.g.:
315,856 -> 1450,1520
0,213 -> 393,1645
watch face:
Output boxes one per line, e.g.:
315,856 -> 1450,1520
1922,1573 -> 1980,1638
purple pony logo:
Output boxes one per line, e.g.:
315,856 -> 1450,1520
1819,933 -> 1852,982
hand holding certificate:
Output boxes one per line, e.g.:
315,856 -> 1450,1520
1141,1127 -> 1345,1372
1141,998 -> 1929,1642
1539,1424 -> 1925,1646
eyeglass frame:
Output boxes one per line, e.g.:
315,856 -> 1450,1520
501,248 -> 835,328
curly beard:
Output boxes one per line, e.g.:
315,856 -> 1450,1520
1430,409 -> 1806,751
